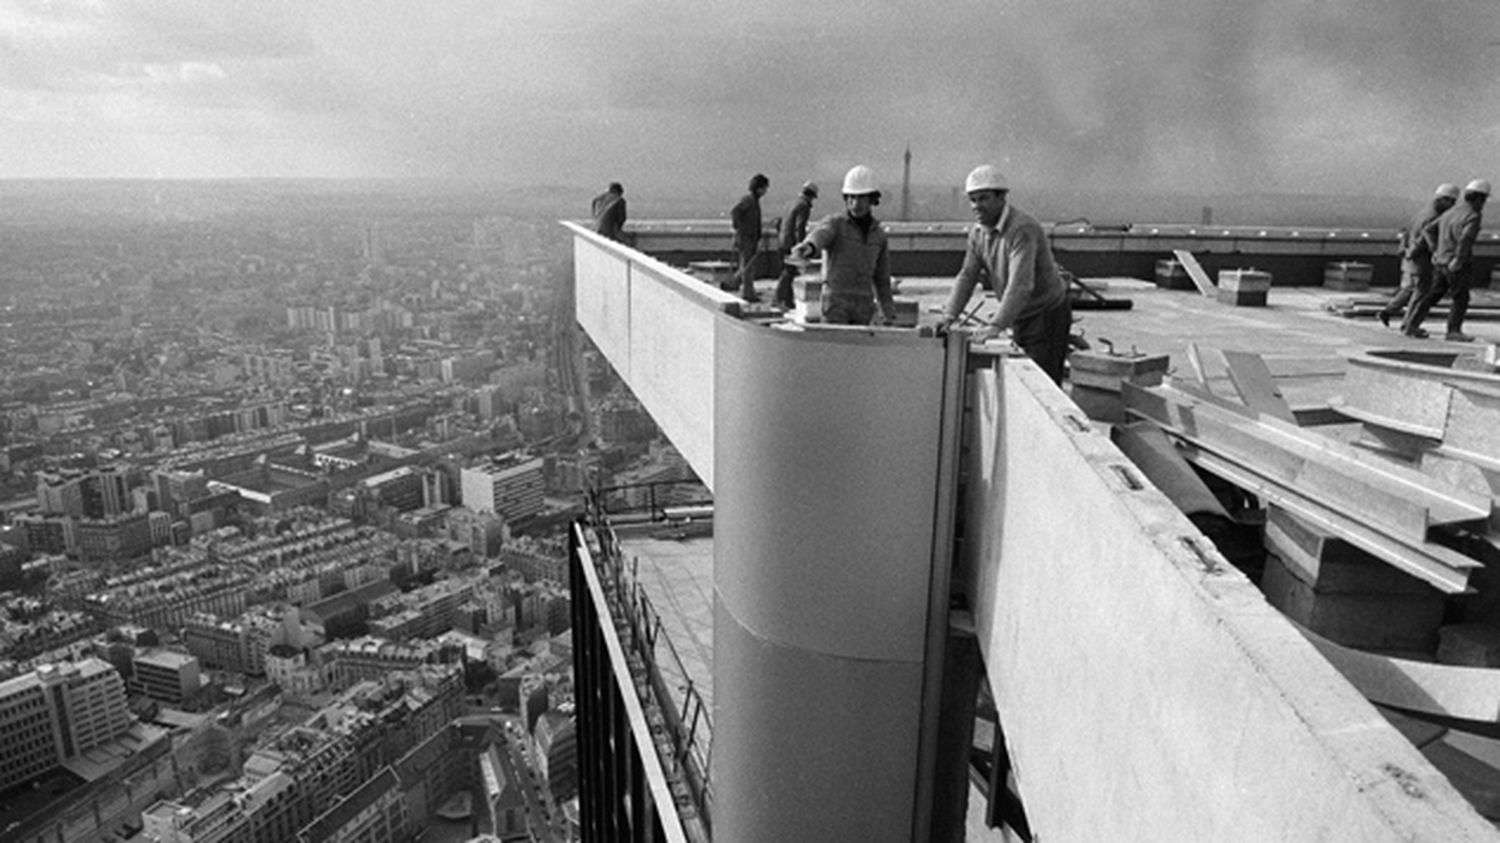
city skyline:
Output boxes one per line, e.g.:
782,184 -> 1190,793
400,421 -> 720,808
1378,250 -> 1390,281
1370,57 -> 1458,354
1,1 -> 1498,200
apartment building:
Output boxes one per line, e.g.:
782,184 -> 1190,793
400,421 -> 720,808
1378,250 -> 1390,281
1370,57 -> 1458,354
0,659 -> 130,791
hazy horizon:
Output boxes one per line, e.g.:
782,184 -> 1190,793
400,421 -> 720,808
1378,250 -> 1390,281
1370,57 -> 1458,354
0,176 -> 1422,230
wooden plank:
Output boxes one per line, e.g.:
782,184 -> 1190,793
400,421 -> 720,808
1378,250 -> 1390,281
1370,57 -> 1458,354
1222,350 -> 1298,424
1172,249 -> 1216,297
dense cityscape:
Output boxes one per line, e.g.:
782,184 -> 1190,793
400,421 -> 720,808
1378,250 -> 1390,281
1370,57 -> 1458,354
0,181 -> 704,843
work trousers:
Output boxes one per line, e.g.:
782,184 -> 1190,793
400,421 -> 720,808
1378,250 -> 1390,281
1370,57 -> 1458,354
734,242 -> 760,302
773,259 -> 798,309
1389,259 -> 1431,331
821,291 -> 879,326
1408,264 -> 1472,335
1014,298 -> 1073,385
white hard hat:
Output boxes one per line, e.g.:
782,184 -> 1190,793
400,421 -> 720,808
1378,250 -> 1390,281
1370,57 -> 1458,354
1435,183 -> 1461,200
841,165 -> 879,196
1465,179 -> 1491,196
965,165 -> 1009,194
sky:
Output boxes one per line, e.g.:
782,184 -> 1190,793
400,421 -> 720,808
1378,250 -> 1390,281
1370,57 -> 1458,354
1,0 -> 1498,201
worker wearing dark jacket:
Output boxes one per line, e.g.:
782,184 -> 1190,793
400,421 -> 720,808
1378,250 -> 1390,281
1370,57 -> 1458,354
1406,178 -> 1490,342
773,182 -> 818,309
937,166 -> 1070,383
1384,184 -> 1458,334
790,166 -> 896,326
731,173 -> 770,303
591,182 -> 627,243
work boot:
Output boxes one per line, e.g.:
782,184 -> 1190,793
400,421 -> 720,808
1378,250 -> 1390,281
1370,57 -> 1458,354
1405,327 -> 1429,339
1446,331 -> 1476,343
1378,310 -> 1390,328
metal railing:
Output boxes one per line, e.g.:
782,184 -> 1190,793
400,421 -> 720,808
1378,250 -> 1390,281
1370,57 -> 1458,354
579,482 -> 714,836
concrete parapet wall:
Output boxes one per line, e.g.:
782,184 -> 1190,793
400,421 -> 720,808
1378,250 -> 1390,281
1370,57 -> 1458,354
570,223 -> 737,490
962,361 -> 1497,841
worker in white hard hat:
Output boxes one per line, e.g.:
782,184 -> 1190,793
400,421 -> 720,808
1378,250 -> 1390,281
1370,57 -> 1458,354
1405,178 -> 1490,342
773,181 -> 819,310
731,173 -> 771,303
788,166 -> 897,325
1381,183 -> 1459,335
936,165 -> 1071,383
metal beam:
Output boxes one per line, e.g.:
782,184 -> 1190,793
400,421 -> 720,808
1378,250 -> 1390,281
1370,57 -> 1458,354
1123,382 -> 1489,594
1125,383 -> 1490,532
1183,447 -> 1478,593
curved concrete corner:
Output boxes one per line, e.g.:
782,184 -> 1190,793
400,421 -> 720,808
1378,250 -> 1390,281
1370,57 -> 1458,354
712,321 -> 948,841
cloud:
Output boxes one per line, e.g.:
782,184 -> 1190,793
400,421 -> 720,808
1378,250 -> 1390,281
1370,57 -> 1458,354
1,0 -> 1499,197
0,0 -> 315,89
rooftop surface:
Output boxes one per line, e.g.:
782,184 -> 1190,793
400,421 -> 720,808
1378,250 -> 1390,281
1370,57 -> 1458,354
898,276 -> 1475,378
613,529 -> 714,715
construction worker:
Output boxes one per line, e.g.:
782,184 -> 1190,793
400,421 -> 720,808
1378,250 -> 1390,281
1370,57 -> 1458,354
1382,183 -> 1458,334
591,182 -> 627,243
1405,178 -> 1490,342
731,173 -> 770,303
773,181 -> 818,310
937,166 -> 1071,383
789,165 -> 897,326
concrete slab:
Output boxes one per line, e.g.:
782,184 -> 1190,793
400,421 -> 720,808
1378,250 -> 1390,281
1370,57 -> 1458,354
615,532 -> 715,717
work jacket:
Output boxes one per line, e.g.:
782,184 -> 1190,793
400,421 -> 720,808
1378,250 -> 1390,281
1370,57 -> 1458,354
731,192 -> 762,251
1401,200 -> 1445,263
801,213 -> 895,314
1430,201 -> 1484,272
778,195 -> 814,252
943,205 -> 1066,330
591,193 -> 627,242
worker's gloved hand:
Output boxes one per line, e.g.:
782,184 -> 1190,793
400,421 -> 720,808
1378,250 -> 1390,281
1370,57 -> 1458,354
933,316 -> 955,337
790,243 -> 814,262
